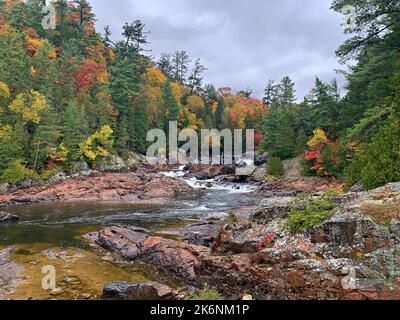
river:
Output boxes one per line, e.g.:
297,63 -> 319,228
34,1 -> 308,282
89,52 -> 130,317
0,168 -> 262,300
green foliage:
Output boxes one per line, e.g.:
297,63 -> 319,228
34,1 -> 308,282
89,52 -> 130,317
288,196 -> 337,233
345,117 -> 400,189
40,168 -> 62,181
0,160 -> 39,185
267,156 -> 284,177
189,284 -> 221,301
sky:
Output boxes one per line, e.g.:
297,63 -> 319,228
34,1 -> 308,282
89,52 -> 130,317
90,0 -> 349,100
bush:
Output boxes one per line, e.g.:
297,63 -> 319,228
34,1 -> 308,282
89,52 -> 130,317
267,156 -> 284,177
288,196 -> 337,233
0,160 -> 39,185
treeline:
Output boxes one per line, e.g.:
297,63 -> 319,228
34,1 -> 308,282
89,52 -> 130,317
0,0 -> 266,184
0,0 -> 399,190
259,0 -> 400,189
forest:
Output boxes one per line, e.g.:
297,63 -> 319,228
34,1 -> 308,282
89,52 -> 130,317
0,0 -> 399,190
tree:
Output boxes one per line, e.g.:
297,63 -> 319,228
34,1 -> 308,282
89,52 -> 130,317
172,51 -> 190,84
279,76 -> 296,107
331,0 -> 400,61
215,99 -> 224,130
188,58 -> 207,94
162,79 -> 179,128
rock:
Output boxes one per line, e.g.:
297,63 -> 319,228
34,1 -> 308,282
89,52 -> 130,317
101,282 -> 175,300
160,222 -> 223,247
184,165 -> 235,180
250,197 -> 294,224
249,166 -> 266,182
98,155 -> 127,172
349,181 -> 365,193
47,172 -> 68,184
0,172 -> 192,206
242,294 -> 253,301
70,161 -> 90,174
49,288 -> 65,296
390,219 -> 400,239
0,212 -> 20,223
96,226 -> 210,281
0,183 -> 10,195
255,152 -> 269,166
0,247 -> 23,299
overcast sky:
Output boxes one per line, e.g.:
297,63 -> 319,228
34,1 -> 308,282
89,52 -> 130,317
90,0 -> 348,100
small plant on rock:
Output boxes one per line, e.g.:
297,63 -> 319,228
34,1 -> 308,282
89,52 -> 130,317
189,284 -> 221,301
256,232 -> 278,251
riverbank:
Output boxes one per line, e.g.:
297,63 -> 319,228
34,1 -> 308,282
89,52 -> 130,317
2,160 -> 398,300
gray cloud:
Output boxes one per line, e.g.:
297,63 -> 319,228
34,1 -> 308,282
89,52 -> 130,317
90,0 -> 348,100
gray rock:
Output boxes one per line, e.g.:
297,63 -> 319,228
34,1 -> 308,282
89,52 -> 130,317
101,282 -> 175,300
0,183 -> 10,195
70,161 -> 90,174
349,181 -> 365,193
48,172 -> 68,184
390,219 -> 400,239
98,155 -> 127,172
160,222 -> 223,247
250,197 -> 294,224
0,247 -> 23,299
255,152 -> 269,166
0,212 -> 20,223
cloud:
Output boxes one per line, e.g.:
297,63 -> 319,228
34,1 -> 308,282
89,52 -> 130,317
90,0 -> 348,100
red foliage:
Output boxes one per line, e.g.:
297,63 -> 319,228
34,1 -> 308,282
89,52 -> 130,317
256,232 -> 278,251
72,60 -> 101,93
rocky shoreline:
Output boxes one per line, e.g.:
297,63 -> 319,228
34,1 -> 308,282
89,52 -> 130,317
1,158 -> 399,300
86,182 -> 400,300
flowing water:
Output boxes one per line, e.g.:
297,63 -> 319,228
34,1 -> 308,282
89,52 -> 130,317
0,169 -> 262,300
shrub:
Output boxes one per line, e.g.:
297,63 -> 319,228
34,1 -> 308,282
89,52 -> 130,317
0,160 -> 39,184
288,196 -> 337,233
189,284 -> 221,301
267,156 -> 284,177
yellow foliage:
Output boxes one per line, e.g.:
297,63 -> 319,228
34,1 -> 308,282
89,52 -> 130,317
79,125 -> 114,162
145,67 -> 166,87
8,90 -> 48,124
0,81 -> 10,99
308,128 -> 329,148
30,66 -> 37,77
0,125 -> 12,140
186,95 -> 204,113
50,143 -> 69,163
171,82 -> 184,103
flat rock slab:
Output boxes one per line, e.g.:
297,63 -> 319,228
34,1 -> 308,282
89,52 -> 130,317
0,247 -> 23,299
96,226 -> 210,281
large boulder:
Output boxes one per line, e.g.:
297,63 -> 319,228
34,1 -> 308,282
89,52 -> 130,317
95,226 -> 210,281
0,212 -> 20,223
101,282 -> 175,300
